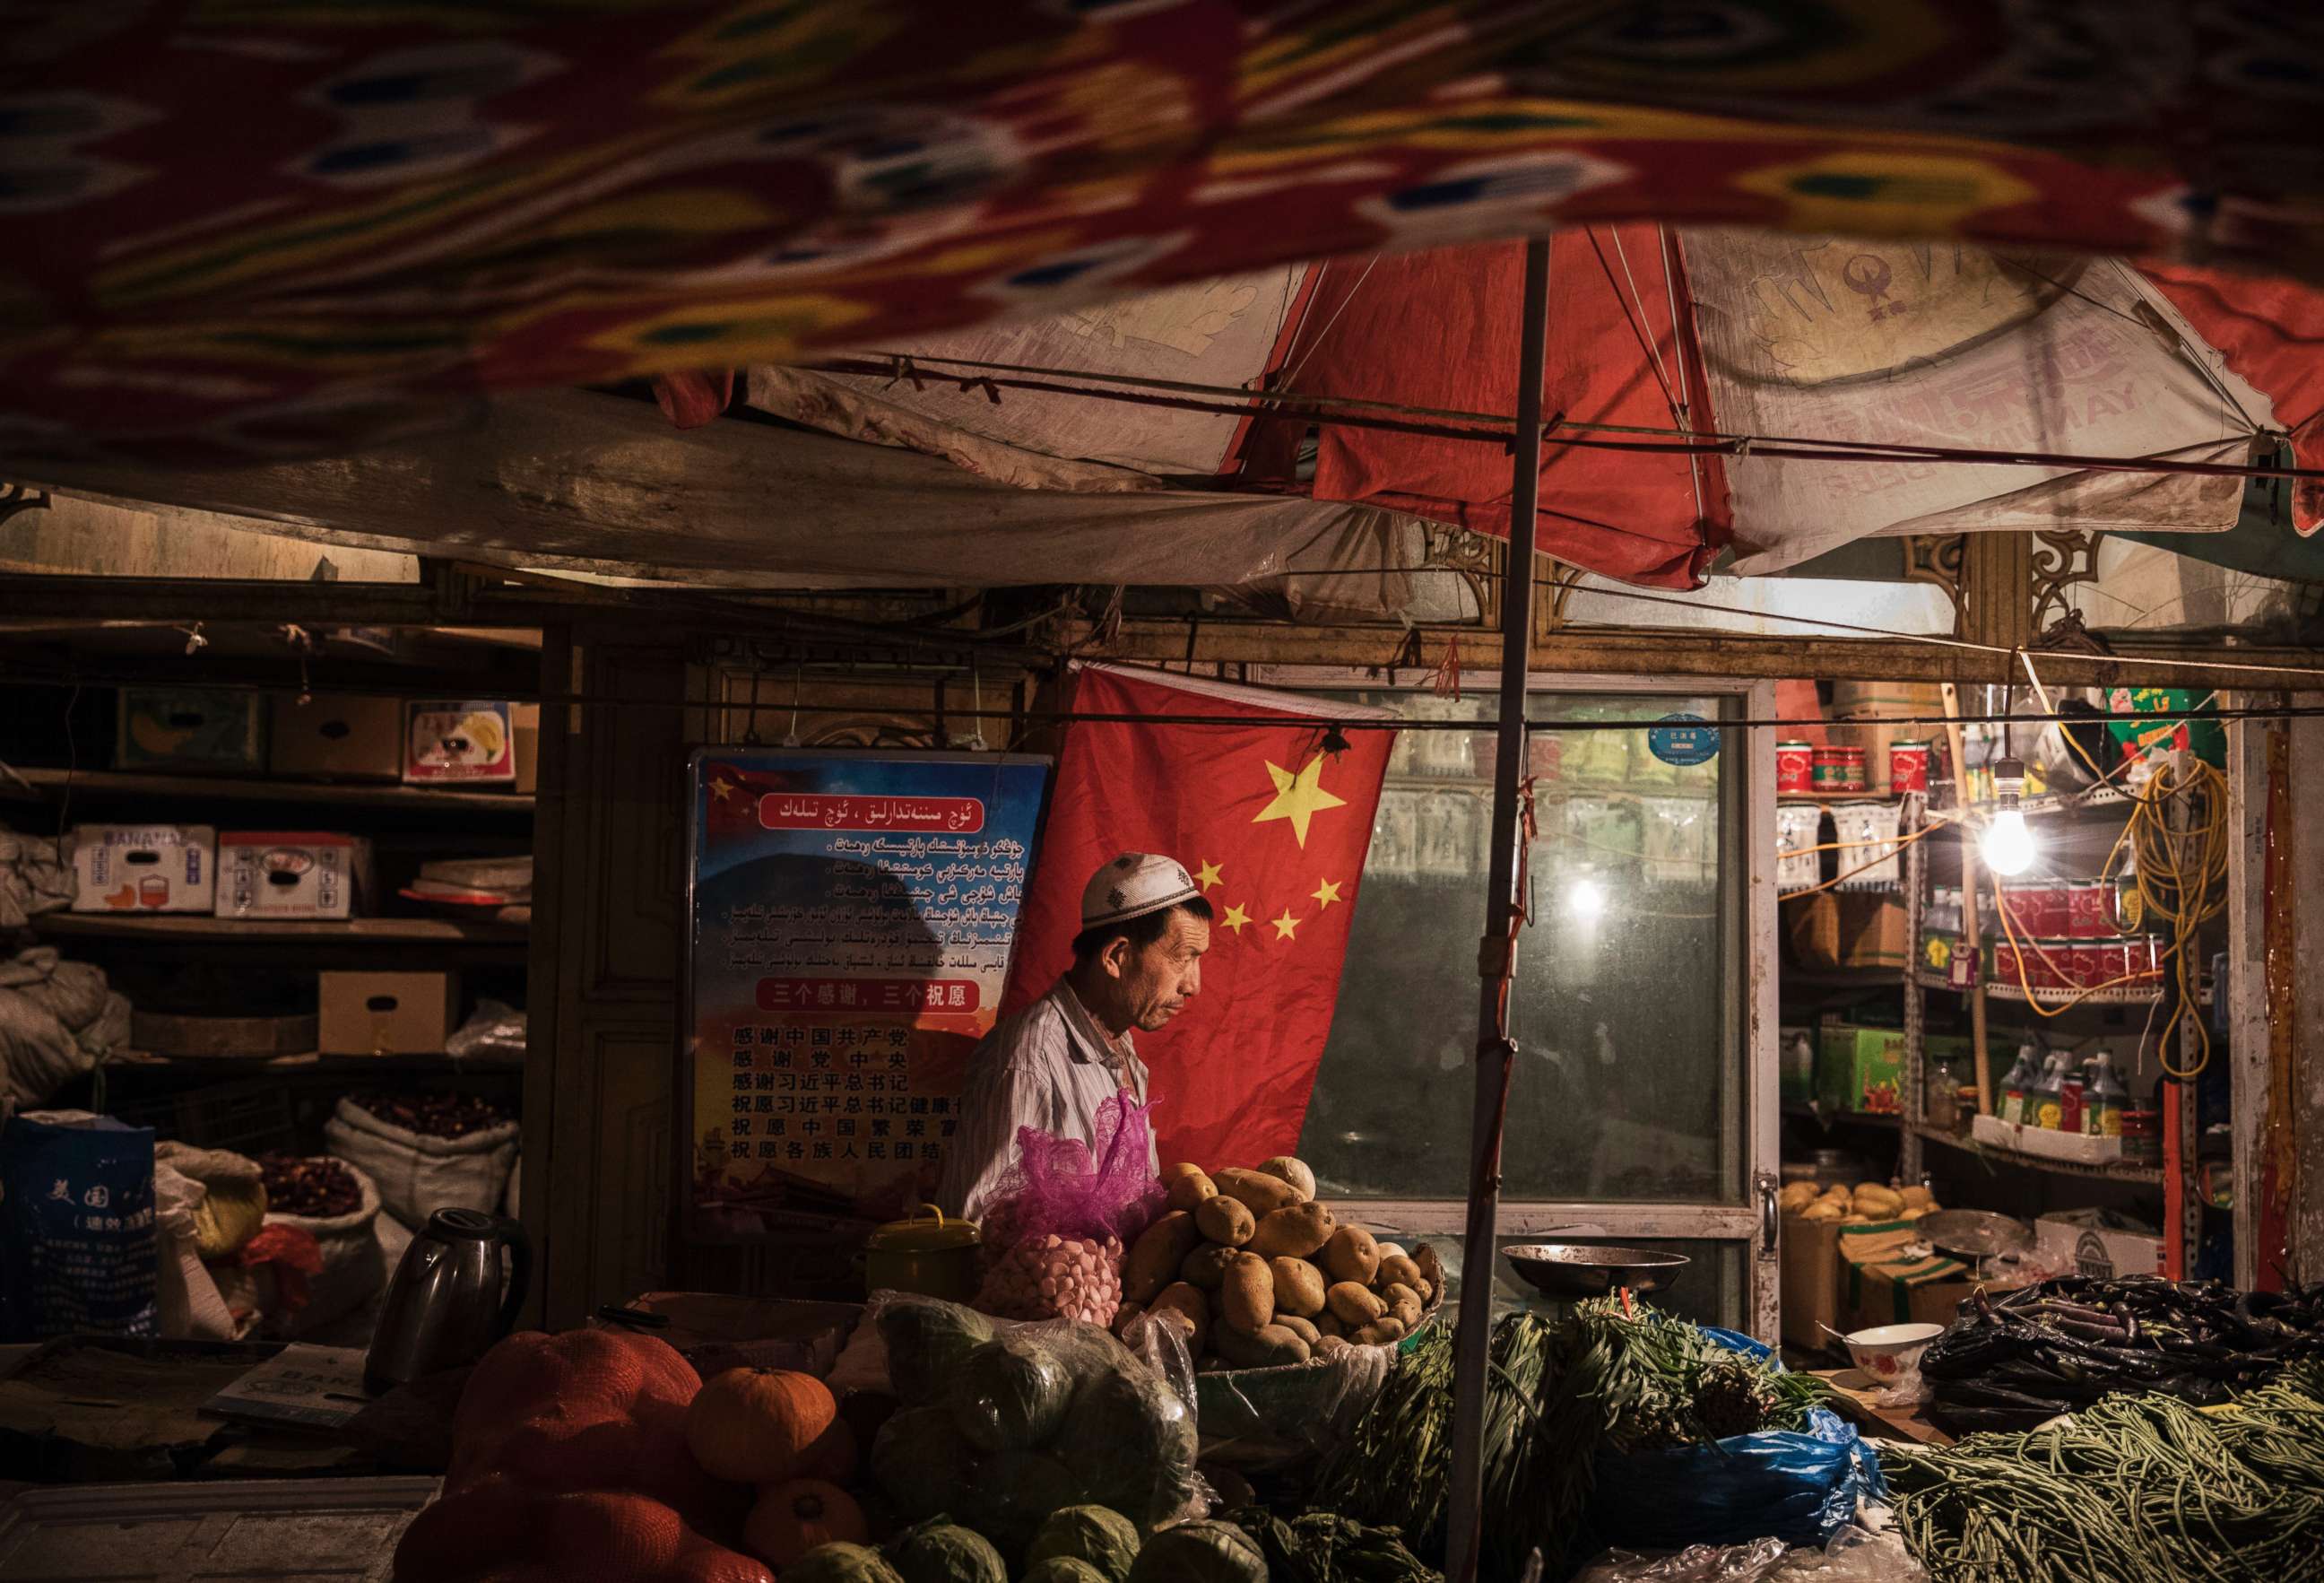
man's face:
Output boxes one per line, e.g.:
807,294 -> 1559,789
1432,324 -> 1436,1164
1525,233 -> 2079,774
1106,909 -> 1210,1031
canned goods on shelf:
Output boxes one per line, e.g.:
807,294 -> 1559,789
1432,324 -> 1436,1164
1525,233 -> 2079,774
1888,739 -> 1930,794
1775,740 -> 1814,794
2068,881 -> 2118,938
2001,883 -> 2069,939
1811,744 -> 1866,793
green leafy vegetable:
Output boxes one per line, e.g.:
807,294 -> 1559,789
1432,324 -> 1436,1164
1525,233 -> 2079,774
1316,1299 -> 1825,1578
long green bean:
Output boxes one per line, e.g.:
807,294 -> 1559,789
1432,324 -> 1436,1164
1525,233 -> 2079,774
1884,1364 -> 2324,1583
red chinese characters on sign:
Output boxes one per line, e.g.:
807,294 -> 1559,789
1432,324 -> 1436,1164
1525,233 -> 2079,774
757,978 -> 982,1014
757,794 -> 984,833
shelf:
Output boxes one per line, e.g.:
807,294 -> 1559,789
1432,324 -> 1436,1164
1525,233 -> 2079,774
1783,1103 -> 1903,1131
1783,968 -> 1903,987
1382,773 -> 1714,801
1778,791 -> 1903,805
34,912 -> 525,944
1925,786 -> 2129,826
1912,967 -> 2172,1007
1912,1122 -> 2164,1185
108,1048 -> 522,1074
0,766 -> 533,813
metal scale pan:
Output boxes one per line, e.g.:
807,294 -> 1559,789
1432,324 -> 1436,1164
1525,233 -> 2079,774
1503,1244 -> 1691,1305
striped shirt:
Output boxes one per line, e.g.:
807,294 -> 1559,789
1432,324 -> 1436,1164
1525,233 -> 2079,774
937,979 -> 1156,1222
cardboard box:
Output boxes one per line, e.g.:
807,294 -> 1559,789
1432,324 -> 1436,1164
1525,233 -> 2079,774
216,832 -> 371,919
2034,1209 -> 2164,1281
1971,1111 -> 2124,1164
1829,682 -> 1945,795
510,702 -> 540,795
1780,1212 -> 1844,1350
1842,896 -> 1909,970
1787,892 -> 1909,971
1838,1221 -> 1978,1332
1817,1025 -> 1906,1115
69,824 -> 215,913
1814,1023 -> 1974,1115
404,700 -> 517,785
319,970 -> 458,1055
116,688 -> 265,772
269,694 -> 404,781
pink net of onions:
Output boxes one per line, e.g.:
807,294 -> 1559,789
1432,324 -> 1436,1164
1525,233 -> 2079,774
971,1092 -> 1163,1322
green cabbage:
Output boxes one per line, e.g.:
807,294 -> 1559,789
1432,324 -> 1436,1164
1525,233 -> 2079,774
872,1405 -> 980,1520
1125,1521 -> 1269,1583
964,1448 -> 1082,1559
887,1519 -> 1008,1583
1024,1561 -> 1111,1583
878,1298 -> 997,1405
781,1543 -> 906,1583
948,1334 -> 1074,1453
1051,1364 -> 1200,1527
1027,1505 -> 1142,1583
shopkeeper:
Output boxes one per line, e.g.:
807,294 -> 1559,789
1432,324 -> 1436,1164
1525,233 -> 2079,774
938,852 -> 1212,1221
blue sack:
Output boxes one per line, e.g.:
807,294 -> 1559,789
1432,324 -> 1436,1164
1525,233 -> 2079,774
1587,1329 -> 1888,1550
0,1112 -> 158,1343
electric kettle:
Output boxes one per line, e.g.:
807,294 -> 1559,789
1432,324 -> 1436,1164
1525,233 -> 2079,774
365,1207 -> 531,1394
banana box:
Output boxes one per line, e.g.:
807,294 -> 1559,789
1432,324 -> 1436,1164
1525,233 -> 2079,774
403,700 -> 516,785
116,688 -> 265,772
70,824 -> 216,913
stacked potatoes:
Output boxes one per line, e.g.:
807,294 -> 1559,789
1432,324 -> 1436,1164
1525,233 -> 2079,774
1779,1178 -> 1939,1224
1113,1155 -> 1439,1370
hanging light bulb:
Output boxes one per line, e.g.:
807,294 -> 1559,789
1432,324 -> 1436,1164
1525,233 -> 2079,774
1981,755 -> 2037,877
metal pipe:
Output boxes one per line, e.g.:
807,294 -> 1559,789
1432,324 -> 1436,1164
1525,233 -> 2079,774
1444,234 -> 1550,1583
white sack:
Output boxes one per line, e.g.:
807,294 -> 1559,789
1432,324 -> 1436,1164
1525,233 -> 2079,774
152,1161 -> 235,1341
263,1158 -> 384,1337
325,1096 -> 519,1231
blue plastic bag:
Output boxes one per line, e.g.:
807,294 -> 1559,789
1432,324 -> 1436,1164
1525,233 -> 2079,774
0,1112 -> 158,1343
1587,1329 -> 1887,1550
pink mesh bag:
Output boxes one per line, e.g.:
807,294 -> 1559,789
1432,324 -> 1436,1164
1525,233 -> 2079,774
972,1092 -> 1163,1323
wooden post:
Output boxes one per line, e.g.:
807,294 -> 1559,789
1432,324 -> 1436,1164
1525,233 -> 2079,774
1940,683 -> 1994,1116
1444,236 -> 1550,1583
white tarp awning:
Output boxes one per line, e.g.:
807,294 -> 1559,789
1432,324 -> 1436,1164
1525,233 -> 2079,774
21,388 -> 1472,625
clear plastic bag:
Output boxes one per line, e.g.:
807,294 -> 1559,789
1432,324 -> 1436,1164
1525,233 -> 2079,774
1114,1305 -> 1199,1414
445,998 -> 525,1060
864,1292 -> 1204,1544
1574,1507 -> 1929,1583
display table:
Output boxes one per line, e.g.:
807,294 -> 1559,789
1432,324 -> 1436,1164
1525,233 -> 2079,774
1810,1366 -> 1953,1447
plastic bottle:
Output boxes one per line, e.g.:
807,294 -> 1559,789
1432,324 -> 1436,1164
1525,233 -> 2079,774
2030,1053 -> 2070,1131
1998,1043 -> 2041,1126
2084,1050 -> 2128,1138
1926,1048 -> 1960,1132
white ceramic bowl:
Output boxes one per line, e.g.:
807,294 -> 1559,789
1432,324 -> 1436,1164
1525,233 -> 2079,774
1843,1321 -> 1945,1384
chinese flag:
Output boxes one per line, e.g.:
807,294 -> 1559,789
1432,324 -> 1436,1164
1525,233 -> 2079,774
1002,665 -> 1394,1168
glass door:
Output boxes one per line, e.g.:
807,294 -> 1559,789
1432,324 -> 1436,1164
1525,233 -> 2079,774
1253,669 -> 1780,1335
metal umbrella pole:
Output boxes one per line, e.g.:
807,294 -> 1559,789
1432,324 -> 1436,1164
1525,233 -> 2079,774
1444,234 -> 1551,1583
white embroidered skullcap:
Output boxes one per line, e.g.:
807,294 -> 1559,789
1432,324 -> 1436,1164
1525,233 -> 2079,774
1080,852 -> 1200,930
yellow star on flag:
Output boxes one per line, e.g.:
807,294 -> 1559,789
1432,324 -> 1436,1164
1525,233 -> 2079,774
1194,858 -> 1225,892
1221,901 -> 1253,935
1253,753 -> 1347,848
1270,908 -> 1302,941
709,776 -> 736,802
1310,877 -> 1342,909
